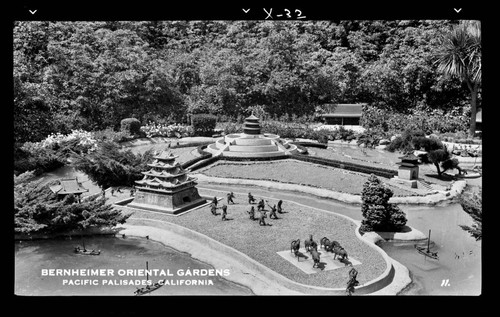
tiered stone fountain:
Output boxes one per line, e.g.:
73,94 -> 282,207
206,114 -> 299,158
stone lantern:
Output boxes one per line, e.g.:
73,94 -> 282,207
395,153 -> 419,188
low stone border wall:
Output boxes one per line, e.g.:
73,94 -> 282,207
192,174 -> 467,206
15,227 -> 119,241
121,216 -> 402,295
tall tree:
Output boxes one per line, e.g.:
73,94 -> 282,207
435,21 -> 481,137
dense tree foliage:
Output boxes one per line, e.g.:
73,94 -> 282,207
14,172 -> 130,235
70,141 -> 154,189
14,20 -> 479,143
360,174 -> 407,232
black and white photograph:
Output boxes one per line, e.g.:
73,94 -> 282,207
11,5 -> 484,304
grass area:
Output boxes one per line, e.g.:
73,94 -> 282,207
312,146 -> 400,168
123,199 -> 387,289
314,146 -> 456,187
200,160 -> 417,197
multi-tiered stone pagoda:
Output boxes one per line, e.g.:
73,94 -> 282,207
127,151 -> 206,214
206,114 -> 299,158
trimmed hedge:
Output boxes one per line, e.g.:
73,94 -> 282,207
291,141 -> 328,149
291,154 -> 397,179
191,114 -> 217,137
189,156 -> 220,171
169,141 -> 214,149
182,145 -> 213,169
120,118 -> 142,135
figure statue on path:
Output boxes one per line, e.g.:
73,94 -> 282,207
227,192 -> 235,204
277,200 -> 283,213
257,199 -> 265,211
210,203 -> 217,216
346,267 -> 359,296
248,193 -> 256,204
258,210 -> 267,226
221,204 -> 228,221
212,196 -> 218,207
247,206 -> 256,220
266,202 -> 279,219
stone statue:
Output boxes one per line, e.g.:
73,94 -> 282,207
346,268 -> 359,296
277,199 -> 283,213
248,193 -> 256,204
267,202 -> 279,219
257,199 -> 265,211
221,204 -> 228,221
227,192 -> 235,204
247,206 -> 256,220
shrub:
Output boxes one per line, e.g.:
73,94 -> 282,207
70,141 -> 154,189
361,104 -> 469,135
411,136 -> 444,152
426,148 -> 465,176
218,122 -> 243,135
14,146 -> 65,176
356,129 -> 387,148
92,128 -> 132,143
120,118 -> 142,136
386,129 -> 426,153
191,114 -> 217,137
360,174 -> 407,232
328,126 -> 356,141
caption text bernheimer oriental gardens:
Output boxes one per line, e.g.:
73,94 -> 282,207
41,268 -> 231,286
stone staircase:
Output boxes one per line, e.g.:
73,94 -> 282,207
417,179 -> 435,192
388,177 -> 437,196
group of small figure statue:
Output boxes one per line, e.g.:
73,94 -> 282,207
209,192 -> 285,225
290,234 -> 358,295
101,186 -> 136,198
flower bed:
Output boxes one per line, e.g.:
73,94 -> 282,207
140,122 -> 194,138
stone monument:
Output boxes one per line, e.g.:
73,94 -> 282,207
205,114 -> 299,158
127,151 -> 206,214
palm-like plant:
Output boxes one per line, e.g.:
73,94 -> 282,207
435,21 -> 481,137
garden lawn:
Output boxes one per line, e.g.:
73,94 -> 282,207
312,146 -> 400,169
200,160 -> 417,197
312,146 -> 454,187
123,199 -> 387,288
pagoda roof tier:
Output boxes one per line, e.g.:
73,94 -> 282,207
245,114 -> 259,121
398,153 -> 419,161
135,176 -> 196,188
141,170 -> 188,178
153,151 -> 179,161
396,162 -> 418,167
147,161 -> 183,169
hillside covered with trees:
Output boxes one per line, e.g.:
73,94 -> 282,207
14,20 -> 480,144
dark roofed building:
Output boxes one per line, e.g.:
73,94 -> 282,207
320,104 -> 366,126
49,178 -> 89,202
